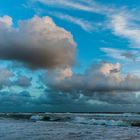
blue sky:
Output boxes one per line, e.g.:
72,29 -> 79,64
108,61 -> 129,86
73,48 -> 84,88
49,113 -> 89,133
0,0 -> 140,112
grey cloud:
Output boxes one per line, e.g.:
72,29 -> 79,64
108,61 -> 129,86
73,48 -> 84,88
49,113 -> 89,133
41,62 -> 140,104
121,52 -> 136,61
0,15 -> 76,69
0,67 -> 32,89
0,89 -> 94,112
0,68 -> 14,89
0,91 -> 32,106
36,89 -> 82,105
0,89 -> 140,112
88,91 -> 140,104
15,76 -> 32,87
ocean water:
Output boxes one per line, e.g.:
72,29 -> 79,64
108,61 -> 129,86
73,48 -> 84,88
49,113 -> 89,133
0,113 -> 140,140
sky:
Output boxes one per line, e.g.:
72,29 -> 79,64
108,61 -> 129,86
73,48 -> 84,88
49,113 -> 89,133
1,0 -> 140,112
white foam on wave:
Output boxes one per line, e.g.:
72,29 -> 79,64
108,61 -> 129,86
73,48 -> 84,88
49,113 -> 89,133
90,119 -> 129,126
73,116 -> 129,126
30,115 -> 43,121
73,117 -> 87,123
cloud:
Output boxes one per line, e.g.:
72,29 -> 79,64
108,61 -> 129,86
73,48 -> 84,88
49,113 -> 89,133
35,0 -> 140,49
110,13 -> 140,48
35,0 -> 94,12
0,15 -> 12,27
0,15 -> 76,69
0,89 -> 139,112
121,52 -> 137,61
0,63 -> 140,111
33,0 -> 140,45
15,76 -> 32,87
0,89 -> 111,112
101,47 -> 138,61
37,89 -> 81,105
0,67 -> 32,89
0,68 -> 14,89
35,0 -> 114,15
49,12 -> 94,32
0,91 -> 32,106
41,62 -> 140,104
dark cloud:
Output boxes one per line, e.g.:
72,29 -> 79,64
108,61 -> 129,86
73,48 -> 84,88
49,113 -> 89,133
0,91 -> 32,106
36,89 -> 86,105
15,76 -> 32,87
0,15 -> 76,69
0,87 -> 140,112
87,91 -> 140,104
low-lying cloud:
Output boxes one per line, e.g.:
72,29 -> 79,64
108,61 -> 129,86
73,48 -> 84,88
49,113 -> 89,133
42,62 -> 140,104
44,62 -> 140,92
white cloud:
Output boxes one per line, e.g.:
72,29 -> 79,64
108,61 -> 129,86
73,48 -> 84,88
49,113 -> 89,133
110,13 -> 140,48
47,67 -> 73,82
34,0 -> 114,15
37,1 -> 140,48
0,15 -> 12,27
50,12 -> 94,32
35,0 -> 94,12
101,47 -> 138,61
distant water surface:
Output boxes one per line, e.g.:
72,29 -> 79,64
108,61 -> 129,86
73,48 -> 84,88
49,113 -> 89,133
0,113 -> 140,140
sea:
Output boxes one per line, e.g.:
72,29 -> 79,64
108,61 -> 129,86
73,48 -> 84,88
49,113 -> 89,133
0,113 -> 140,140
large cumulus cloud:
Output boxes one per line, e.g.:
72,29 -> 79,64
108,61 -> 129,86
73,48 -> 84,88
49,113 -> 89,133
44,62 -> 140,92
42,62 -> 140,104
0,15 -> 76,69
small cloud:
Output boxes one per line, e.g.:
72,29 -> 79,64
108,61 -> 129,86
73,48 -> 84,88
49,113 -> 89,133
101,47 -> 138,61
49,12 -> 94,32
121,51 -> 136,61
15,76 -> 32,87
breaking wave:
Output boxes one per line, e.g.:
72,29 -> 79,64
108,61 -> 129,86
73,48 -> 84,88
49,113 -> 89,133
1,113 -> 140,127
73,116 -> 129,126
